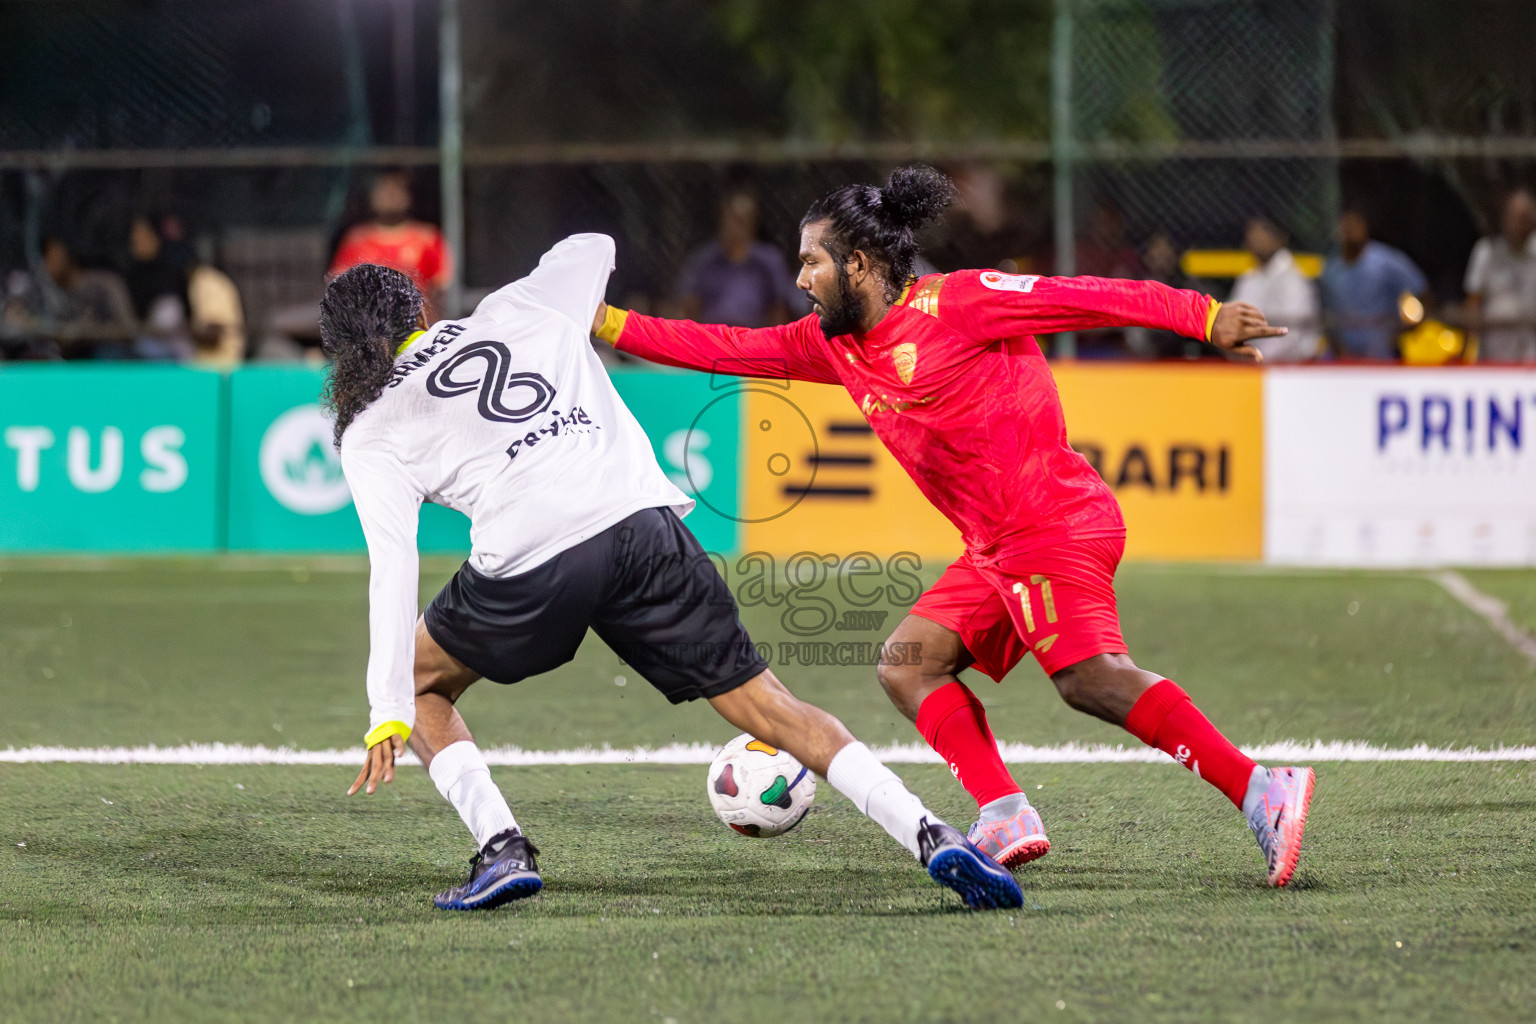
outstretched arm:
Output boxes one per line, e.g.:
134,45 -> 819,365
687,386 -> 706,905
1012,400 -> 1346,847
951,271 -> 1285,362
592,303 -> 841,384
339,445 -> 424,795
477,233 -> 615,329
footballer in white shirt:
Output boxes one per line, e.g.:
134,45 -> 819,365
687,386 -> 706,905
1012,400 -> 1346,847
319,234 -> 1022,912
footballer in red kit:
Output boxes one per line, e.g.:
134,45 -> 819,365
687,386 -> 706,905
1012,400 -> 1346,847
595,166 -> 1315,887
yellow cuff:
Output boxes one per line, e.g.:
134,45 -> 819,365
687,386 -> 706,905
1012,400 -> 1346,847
594,305 -> 629,345
1204,300 -> 1222,342
364,720 -> 412,748
394,329 -> 427,357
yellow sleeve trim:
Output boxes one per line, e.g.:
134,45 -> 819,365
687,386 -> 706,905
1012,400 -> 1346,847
395,329 -> 427,357
364,720 -> 412,747
594,305 -> 629,345
1204,300 -> 1222,342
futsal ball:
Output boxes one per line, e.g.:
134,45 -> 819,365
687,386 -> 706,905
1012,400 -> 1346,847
706,733 -> 816,837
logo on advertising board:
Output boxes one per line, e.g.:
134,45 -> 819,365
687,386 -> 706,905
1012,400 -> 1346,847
258,405 -> 352,516
737,382 -> 962,556
1374,389 -> 1525,461
1265,368 -> 1536,566
1053,364 -> 1264,560
0,366 -> 221,553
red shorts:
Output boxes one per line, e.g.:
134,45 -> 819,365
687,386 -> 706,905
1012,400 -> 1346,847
911,536 -> 1127,680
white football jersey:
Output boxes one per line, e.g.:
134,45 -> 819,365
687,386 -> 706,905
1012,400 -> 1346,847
340,233 -> 692,733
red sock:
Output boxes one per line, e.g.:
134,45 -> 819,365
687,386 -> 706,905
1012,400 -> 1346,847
915,681 -> 1022,809
1124,679 -> 1256,807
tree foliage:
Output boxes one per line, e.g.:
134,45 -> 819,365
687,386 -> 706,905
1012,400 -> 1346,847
711,0 -> 1054,142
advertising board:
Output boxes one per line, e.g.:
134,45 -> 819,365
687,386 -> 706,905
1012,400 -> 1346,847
0,366 -> 222,551
737,382 -> 963,558
1265,367 -> 1536,565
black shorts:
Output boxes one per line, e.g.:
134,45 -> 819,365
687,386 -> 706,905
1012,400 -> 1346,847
423,506 -> 768,703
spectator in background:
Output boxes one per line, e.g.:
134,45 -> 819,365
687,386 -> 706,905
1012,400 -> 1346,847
1055,202 -> 1144,357
1464,187 -> 1536,363
125,214 -> 191,323
1229,217 -> 1321,362
126,215 -> 198,361
923,162 -> 1038,274
1126,233 -> 1205,359
187,236 -> 246,369
137,293 -> 195,361
329,169 -> 452,316
676,187 -> 800,327
154,213 -> 198,272
3,236 -> 137,359
1319,208 -> 1428,361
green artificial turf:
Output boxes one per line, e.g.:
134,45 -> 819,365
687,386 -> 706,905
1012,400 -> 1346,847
1462,568 -> 1536,639
0,561 -> 1531,752
2,762 -> 1534,1024
1,560 -> 1534,1022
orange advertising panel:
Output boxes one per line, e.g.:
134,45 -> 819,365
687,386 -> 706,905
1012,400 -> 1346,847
736,365 -> 1263,561
738,382 -> 963,557
1052,363 -> 1263,560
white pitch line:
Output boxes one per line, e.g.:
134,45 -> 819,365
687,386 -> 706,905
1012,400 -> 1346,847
2,740 -> 1535,766
1431,569 -> 1536,667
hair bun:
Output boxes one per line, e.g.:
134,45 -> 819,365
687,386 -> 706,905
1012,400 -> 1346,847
879,165 -> 957,230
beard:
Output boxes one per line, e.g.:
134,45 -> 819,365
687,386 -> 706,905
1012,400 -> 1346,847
812,261 -> 866,339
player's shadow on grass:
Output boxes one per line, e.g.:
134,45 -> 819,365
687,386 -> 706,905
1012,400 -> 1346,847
545,866 -> 972,916
40,829 -> 976,918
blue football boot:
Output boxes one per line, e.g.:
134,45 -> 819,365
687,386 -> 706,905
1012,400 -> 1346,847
918,817 -> 1025,910
434,830 -> 543,911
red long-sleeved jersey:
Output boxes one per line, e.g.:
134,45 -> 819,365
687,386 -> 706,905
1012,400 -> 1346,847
609,270 -> 1218,562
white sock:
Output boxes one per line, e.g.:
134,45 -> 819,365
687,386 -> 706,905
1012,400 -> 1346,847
1241,765 -> 1273,821
979,791 -> 1034,824
428,740 -> 519,849
825,741 -> 941,859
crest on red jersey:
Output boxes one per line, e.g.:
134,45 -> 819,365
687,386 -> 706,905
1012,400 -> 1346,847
892,343 -> 918,384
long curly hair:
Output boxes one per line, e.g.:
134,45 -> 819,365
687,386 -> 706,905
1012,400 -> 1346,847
801,164 -> 957,301
319,264 -> 424,448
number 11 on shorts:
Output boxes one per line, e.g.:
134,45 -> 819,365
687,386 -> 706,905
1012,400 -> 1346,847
1010,576 -> 1057,634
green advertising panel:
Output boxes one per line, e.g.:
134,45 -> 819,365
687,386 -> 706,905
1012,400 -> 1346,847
0,365 -> 739,555
0,365 -> 222,551
227,367 -> 470,552
609,368 -> 739,554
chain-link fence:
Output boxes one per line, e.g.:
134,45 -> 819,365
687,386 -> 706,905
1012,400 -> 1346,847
2,0 -> 1534,359
1070,0 -> 1337,253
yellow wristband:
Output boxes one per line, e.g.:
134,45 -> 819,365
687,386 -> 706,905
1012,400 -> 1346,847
1204,300 -> 1222,342
364,720 -> 412,748
594,305 -> 630,345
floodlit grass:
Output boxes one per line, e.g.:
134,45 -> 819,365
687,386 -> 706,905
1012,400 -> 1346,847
1,560 -> 1534,1022
1463,568 -> 1536,639
1,561 -> 1531,752
3,762 -> 1534,1024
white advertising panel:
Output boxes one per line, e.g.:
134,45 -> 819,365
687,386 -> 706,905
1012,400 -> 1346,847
1265,367 -> 1536,566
